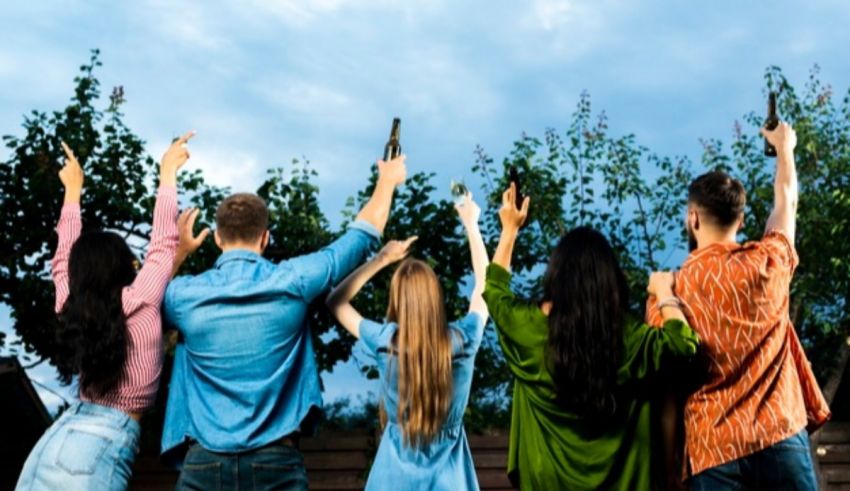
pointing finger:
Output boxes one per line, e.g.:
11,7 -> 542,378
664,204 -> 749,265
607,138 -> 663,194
403,236 -> 419,249
60,141 -> 76,162
176,131 -> 196,146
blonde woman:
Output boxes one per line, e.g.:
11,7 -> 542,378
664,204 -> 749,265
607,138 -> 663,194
326,193 -> 489,491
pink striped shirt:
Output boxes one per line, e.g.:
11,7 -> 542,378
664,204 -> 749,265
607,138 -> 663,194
52,185 -> 178,413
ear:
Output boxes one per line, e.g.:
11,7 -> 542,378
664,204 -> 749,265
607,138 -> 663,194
736,213 -> 745,232
260,230 -> 270,251
214,230 -> 223,250
687,207 -> 700,231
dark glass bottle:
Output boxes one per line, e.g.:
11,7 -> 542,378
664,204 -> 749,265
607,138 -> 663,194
383,118 -> 401,161
764,92 -> 779,157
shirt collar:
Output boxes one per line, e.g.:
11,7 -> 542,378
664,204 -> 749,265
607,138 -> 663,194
214,250 -> 264,268
683,241 -> 740,267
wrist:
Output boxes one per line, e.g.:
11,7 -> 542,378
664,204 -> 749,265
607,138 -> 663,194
160,167 -> 177,187
373,252 -> 392,267
64,189 -> 82,204
464,221 -> 481,233
654,288 -> 675,302
501,225 -> 519,238
776,146 -> 795,158
376,175 -> 399,189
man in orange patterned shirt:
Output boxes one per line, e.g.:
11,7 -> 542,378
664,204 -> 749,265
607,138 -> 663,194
647,122 -> 830,489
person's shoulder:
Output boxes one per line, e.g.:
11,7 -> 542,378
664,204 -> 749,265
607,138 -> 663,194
360,318 -> 397,350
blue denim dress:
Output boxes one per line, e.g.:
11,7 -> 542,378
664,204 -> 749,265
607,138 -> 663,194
359,312 -> 486,491
16,402 -> 140,491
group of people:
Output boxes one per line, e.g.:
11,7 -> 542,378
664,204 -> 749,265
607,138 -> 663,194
15,121 -> 830,491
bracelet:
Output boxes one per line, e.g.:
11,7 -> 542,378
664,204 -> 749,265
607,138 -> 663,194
657,297 -> 683,311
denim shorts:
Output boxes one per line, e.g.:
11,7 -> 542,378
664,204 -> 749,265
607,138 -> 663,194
15,402 -> 141,491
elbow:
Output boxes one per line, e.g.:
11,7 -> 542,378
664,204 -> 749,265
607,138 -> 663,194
325,290 -> 341,312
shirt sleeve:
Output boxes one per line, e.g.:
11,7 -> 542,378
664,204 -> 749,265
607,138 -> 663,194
288,220 -> 381,303
52,203 -> 82,313
644,295 -> 665,328
163,277 -> 187,331
126,186 -> 179,306
482,264 -> 548,379
359,318 -> 392,358
761,229 -> 800,273
621,319 -> 700,381
456,312 -> 486,355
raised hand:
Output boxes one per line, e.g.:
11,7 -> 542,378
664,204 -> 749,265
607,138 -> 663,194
760,121 -> 797,155
59,141 -> 84,204
177,208 -> 210,257
498,182 -> 530,232
647,271 -> 676,298
377,154 -> 407,188
455,192 -> 481,229
377,236 -> 418,265
160,131 -> 195,186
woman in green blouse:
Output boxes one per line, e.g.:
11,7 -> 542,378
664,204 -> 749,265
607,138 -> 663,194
483,184 -> 699,490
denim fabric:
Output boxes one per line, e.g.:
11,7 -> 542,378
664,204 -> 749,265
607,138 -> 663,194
161,221 -> 380,464
176,443 -> 308,491
15,402 -> 141,491
690,430 -> 817,491
359,312 -> 486,491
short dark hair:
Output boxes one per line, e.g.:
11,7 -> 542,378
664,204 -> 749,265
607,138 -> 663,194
687,171 -> 746,227
215,193 -> 269,244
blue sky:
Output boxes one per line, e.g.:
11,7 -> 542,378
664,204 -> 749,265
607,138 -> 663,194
1,0 -> 849,412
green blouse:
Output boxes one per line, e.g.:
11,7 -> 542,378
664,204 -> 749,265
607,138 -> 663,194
483,264 -> 699,491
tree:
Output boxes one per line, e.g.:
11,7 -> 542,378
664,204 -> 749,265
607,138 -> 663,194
473,66 -> 850,390
2,52 -> 847,449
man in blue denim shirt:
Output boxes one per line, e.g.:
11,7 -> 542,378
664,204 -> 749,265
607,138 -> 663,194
161,155 -> 407,490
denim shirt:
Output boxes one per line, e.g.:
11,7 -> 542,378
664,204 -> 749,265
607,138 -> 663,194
160,221 -> 380,464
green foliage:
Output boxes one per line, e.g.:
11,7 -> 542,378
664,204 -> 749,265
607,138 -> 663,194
474,91 -> 693,307
1,52 -> 847,442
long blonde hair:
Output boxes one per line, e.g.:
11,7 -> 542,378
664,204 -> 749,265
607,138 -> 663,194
383,259 -> 453,447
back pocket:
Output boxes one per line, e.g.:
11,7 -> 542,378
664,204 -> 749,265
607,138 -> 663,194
55,428 -> 112,475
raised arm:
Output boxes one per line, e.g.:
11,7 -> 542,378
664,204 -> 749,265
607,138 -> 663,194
761,122 -> 798,244
492,183 -> 530,271
326,237 -> 417,338
290,156 -> 406,301
455,193 -> 490,318
355,154 -> 407,235
52,142 -> 85,312
128,132 -> 192,305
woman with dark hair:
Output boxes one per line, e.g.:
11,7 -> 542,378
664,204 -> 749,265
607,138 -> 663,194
16,133 -> 195,491
326,193 -> 489,490
483,184 -> 700,490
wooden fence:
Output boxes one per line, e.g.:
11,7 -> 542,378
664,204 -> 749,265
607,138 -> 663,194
129,434 -> 512,491
817,422 -> 850,490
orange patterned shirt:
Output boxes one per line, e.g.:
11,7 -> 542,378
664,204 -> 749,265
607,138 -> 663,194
646,230 -> 831,476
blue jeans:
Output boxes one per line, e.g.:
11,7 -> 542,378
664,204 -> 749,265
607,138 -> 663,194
176,442 -> 309,491
690,430 -> 817,491
15,402 -> 141,491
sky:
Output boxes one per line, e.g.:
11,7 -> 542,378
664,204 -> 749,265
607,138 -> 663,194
1,0 -> 849,413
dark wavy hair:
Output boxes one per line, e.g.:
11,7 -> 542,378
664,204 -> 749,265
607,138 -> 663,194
55,231 -> 136,397
543,227 -> 629,417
